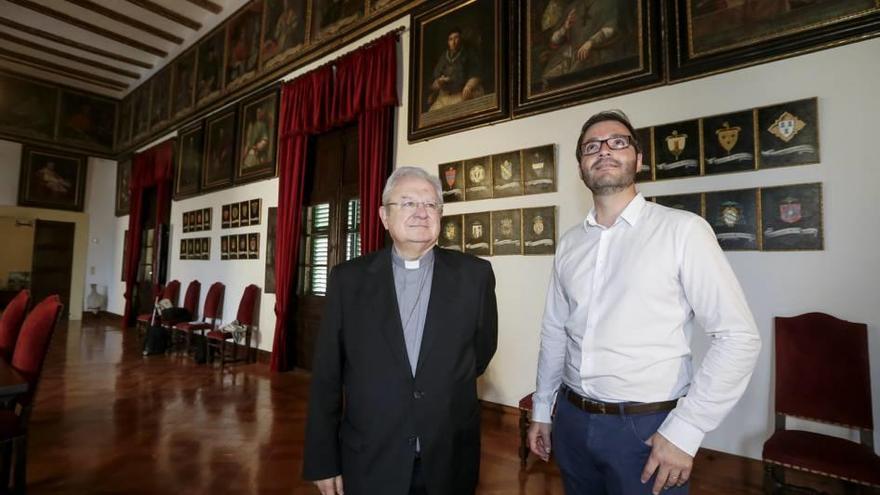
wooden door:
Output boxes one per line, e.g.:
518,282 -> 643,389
31,220 -> 75,318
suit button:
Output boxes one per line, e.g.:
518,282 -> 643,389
413,390 -> 425,399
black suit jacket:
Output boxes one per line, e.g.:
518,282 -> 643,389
303,246 -> 498,495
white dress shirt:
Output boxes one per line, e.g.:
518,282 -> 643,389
533,194 -> 761,456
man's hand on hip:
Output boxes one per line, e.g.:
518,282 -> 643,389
641,433 -> 693,494
314,475 -> 344,495
527,421 -> 552,462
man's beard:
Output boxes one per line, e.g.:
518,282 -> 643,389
579,157 -> 636,196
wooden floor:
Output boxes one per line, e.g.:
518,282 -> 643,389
18,316 -> 859,494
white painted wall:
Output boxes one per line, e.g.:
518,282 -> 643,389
0,140 -> 22,204
83,157 -> 118,314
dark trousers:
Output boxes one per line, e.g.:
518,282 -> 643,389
552,395 -> 689,495
409,456 -> 427,495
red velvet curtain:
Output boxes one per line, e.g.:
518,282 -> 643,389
270,32 -> 398,372
122,139 -> 175,326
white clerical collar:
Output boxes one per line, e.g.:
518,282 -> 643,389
392,246 -> 435,270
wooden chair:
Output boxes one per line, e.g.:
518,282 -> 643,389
172,282 -> 224,357
518,392 -> 534,469
0,295 -> 63,493
206,284 -> 259,369
763,312 -> 880,493
161,281 -> 200,352
135,280 -> 180,339
0,291 -> 30,362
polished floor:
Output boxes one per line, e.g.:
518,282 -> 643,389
20,316 -> 857,494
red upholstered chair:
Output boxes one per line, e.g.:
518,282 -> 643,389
518,392 -> 534,469
172,282 -> 224,356
206,284 -> 259,369
763,313 -> 880,493
0,290 -> 30,362
0,295 -> 63,492
136,280 -> 180,338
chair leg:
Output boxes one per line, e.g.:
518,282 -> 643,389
12,435 -> 26,495
519,410 -> 529,469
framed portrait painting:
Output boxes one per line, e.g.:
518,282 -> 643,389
261,0 -> 307,69
0,73 -> 57,141
311,0 -> 365,41
17,146 -> 87,211
203,108 -> 237,191
117,96 -> 133,148
237,89 -> 279,183
196,27 -> 226,105
516,0 -> 663,116
115,157 -> 131,217
175,124 -> 204,200
171,48 -> 197,119
226,1 -> 264,90
667,1 -> 880,80
409,0 -> 509,142
150,68 -> 172,131
131,85 -> 151,139
57,89 -> 116,151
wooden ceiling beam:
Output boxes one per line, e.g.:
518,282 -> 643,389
0,17 -> 153,69
0,31 -> 140,79
124,0 -> 201,31
184,0 -> 222,15
64,0 -> 184,44
0,47 -> 128,91
5,0 -> 168,57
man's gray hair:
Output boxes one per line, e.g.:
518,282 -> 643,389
381,166 -> 443,206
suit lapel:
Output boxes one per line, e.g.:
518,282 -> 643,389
366,248 -> 413,375
415,247 -> 457,377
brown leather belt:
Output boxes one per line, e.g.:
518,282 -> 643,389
563,386 -> 678,415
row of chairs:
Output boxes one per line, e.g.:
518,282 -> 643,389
0,290 -> 64,492
136,280 -> 259,368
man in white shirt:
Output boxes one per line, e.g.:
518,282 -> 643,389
527,110 -> 761,495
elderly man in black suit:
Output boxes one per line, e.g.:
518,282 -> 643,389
303,166 -> 498,495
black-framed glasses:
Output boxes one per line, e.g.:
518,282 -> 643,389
385,200 -> 443,214
580,135 -> 633,156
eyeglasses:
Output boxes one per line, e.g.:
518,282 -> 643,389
580,135 -> 633,156
385,200 -> 443,214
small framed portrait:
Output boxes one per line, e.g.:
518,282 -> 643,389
492,151 -> 523,198
516,0 -> 663,117
634,128 -> 653,183
230,202 -> 241,228
438,214 -> 464,251
758,98 -> 819,169
654,193 -> 704,217
409,0 -> 509,142
221,235 -> 229,261
193,238 -> 202,258
250,199 -> 261,224
240,200 -> 251,227
203,108 -> 237,191
667,1 -> 880,81
226,1 -> 263,90
761,183 -> 823,251
464,212 -> 491,257
17,146 -> 87,211
187,238 -> 195,258
438,161 -> 465,203
115,157 -> 131,217
175,123 -> 203,200
238,234 -> 248,255
180,239 -> 187,260
491,209 -> 522,256
248,233 -> 260,259
265,207 -> 277,292
222,204 -> 231,228
261,0 -> 307,69
464,156 -> 492,201
522,206 -> 556,255
183,212 -> 190,233
237,88 -> 279,184
203,208 -> 212,230
229,234 -> 239,259
195,210 -> 204,231
703,110 -> 756,175
201,238 -> 210,260
704,188 -> 759,251
654,119 -> 701,180
522,144 -> 556,195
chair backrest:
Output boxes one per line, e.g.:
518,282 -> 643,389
0,290 -> 30,361
203,282 -> 225,320
11,295 -> 63,406
236,285 -> 260,326
182,281 -> 201,320
774,312 -> 872,430
163,280 -> 181,306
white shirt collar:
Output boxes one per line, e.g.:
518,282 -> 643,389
584,193 -> 646,230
